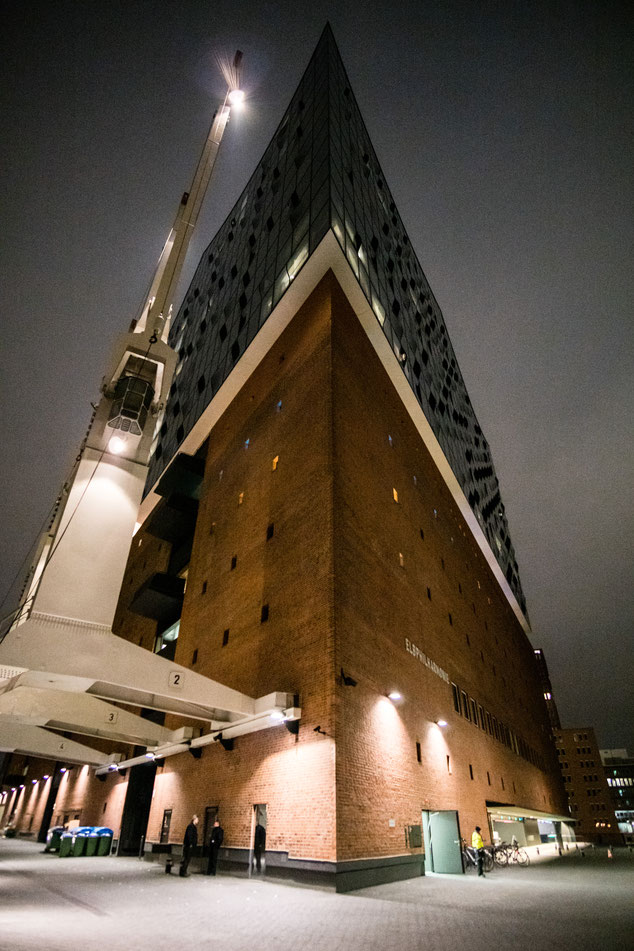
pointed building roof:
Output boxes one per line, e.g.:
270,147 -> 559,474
146,25 -> 527,618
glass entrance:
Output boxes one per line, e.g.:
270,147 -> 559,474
422,810 -> 463,874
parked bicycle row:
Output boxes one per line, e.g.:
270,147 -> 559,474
461,837 -> 530,873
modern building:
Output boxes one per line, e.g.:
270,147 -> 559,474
552,728 -> 620,845
600,748 -> 634,841
1,26 -> 569,888
533,648 -> 561,730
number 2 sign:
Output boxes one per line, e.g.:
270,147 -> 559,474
168,671 -> 184,689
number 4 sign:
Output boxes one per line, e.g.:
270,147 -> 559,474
168,670 -> 184,689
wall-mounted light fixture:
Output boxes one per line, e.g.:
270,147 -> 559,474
388,691 -> 402,702
436,719 -> 448,727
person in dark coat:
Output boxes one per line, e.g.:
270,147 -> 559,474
253,822 -> 266,872
207,819 -> 224,876
180,815 -> 198,877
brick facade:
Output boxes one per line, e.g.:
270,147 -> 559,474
3,273 -> 568,883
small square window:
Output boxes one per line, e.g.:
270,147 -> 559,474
202,581 -> 207,594
231,555 -> 237,570
192,649 -> 198,665
261,604 -> 269,623
427,587 -> 431,600
448,612 -> 452,626
420,528 -> 424,540
222,629 -> 229,646
267,523 -> 274,540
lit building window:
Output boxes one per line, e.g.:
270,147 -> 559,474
272,455 -> 279,470
393,488 -> 398,503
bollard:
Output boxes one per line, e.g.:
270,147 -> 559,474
165,857 -> 173,874
607,847 -> 613,859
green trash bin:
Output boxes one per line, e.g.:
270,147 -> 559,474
71,832 -> 89,856
45,826 -> 66,853
94,827 -> 114,856
85,833 -> 100,856
59,833 -> 73,858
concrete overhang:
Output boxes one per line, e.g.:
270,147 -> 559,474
487,804 -> 575,824
0,683 -> 172,747
0,722 -> 120,767
0,611 -> 259,721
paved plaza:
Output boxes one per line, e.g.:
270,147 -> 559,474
1,839 -> 632,951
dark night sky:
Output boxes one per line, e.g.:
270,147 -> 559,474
1,1 -> 632,749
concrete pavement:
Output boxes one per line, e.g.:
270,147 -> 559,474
1,839 -> 632,951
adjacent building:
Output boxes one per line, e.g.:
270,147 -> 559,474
1,26 -> 569,887
552,728 -> 620,845
600,748 -> 634,841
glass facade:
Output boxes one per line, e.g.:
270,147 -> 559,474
147,25 -> 527,615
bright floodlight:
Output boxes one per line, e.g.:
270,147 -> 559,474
437,719 -> 448,728
388,691 -> 402,702
228,88 -> 245,107
108,435 -> 126,455
270,710 -> 285,721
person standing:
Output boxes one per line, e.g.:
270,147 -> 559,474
207,819 -> 224,876
253,822 -> 266,873
472,825 -> 485,877
180,814 -> 198,877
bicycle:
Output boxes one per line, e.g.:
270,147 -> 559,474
461,839 -> 494,873
494,840 -> 530,866
508,843 -> 530,866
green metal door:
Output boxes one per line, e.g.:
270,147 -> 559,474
422,810 -> 463,874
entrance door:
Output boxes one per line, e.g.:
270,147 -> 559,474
118,759 -> 157,855
250,804 -> 267,877
422,810 -> 463,874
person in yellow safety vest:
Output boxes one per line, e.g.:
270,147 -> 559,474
472,826 -> 486,877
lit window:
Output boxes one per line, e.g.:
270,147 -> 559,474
272,455 -> 279,471
392,488 -> 398,503
238,492 -> 244,505
244,438 -> 250,449
388,434 -> 393,447
544,692 -> 552,700
399,552 -> 404,567
276,400 -> 282,412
